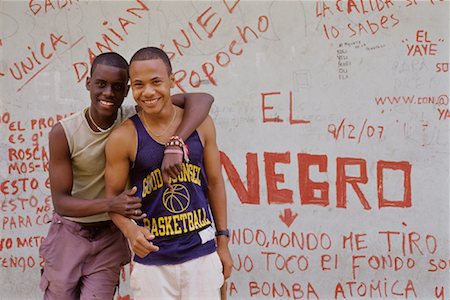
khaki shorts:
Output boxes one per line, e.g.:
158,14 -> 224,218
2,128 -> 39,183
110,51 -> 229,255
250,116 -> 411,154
131,252 -> 224,300
39,213 -> 131,300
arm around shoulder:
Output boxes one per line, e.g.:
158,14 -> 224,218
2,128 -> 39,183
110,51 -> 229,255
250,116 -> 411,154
171,93 -> 214,141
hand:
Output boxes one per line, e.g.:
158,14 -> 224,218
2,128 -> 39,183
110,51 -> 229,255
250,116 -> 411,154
217,238 -> 233,279
127,224 -> 159,258
110,186 -> 145,220
161,149 -> 183,189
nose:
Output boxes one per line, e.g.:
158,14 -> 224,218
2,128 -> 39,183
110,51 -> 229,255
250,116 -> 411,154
103,85 -> 114,97
143,85 -> 155,97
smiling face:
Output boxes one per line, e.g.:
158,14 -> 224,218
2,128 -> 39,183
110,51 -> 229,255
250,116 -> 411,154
86,63 -> 129,121
129,58 -> 174,116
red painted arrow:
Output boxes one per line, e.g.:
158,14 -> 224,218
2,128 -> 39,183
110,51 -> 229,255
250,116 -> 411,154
116,295 -> 131,300
279,208 -> 298,227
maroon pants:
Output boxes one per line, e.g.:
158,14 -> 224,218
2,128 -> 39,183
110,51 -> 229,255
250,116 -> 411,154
39,213 -> 131,300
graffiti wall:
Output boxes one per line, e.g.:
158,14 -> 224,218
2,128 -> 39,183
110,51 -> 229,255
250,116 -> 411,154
0,1 -> 449,299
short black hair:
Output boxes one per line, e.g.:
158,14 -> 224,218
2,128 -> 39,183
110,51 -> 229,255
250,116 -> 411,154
91,52 -> 129,76
129,47 -> 172,75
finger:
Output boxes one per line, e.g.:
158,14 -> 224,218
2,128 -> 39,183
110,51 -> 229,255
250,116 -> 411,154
141,228 -> 154,241
126,208 -> 140,216
174,163 -> 182,174
128,202 -> 142,210
126,186 -> 138,196
130,213 -> 147,220
129,209 -> 146,220
162,174 -> 173,191
136,235 -> 159,253
134,247 -> 150,258
166,165 -> 180,178
146,243 -> 159,252
140,240 -> 159,252
162,171 -> 170,187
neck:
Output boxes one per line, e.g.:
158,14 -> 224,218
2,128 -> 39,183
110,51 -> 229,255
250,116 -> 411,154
141,105 -> 179,138
86,108 -> 117,132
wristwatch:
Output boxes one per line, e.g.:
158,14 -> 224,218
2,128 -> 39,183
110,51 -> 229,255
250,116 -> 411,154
215,229 -> 230,237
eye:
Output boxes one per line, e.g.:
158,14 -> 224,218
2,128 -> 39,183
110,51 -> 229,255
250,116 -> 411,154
112,84 -> 125,91
96,81 -> 106,88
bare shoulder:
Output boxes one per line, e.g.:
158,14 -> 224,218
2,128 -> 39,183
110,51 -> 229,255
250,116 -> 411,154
48,122 -> 70,155
49,122 -> 66,140
108,119 -> 136,143
107,119 -> 136,154
198,115 -> 214,131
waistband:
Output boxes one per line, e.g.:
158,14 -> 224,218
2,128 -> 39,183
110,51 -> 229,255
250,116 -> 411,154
52,213 -> 118,240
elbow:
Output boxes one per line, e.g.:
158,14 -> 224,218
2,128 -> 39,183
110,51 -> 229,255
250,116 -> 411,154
197,93 -> 214,105
51,195 -> 69,217
206,93 -> 215,104
52,204 -> 66,216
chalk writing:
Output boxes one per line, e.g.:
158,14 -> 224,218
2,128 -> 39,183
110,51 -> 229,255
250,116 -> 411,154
29,0 -> 80,16
261,91 -> 310,124
403,29 -> 444,57
334,279 -> 417,299
173,10 -> 270,92
435,62 -> 449,72
220,151 -> 412,209
328,118 -> 384,143
72,0 -> 150,82
374,94 -> 449,120
279,208 -> 298,227
374,95 -> 449,107
227,224 -> 447,298
315,0 -> 400,39
0,255 -> 45,272
337,48 -> 350,80
249,281 -> 320,299
437,108 -> 450,121
1,33 -> 85,92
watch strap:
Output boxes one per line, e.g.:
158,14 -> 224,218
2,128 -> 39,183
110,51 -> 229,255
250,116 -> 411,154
215,229 -> 230,237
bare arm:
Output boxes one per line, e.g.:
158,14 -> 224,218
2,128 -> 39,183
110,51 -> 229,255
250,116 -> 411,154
170,93 -> 214,140
135,91 -> 213,118
48,123 -> 141,218
162,93 -> 214,183
105,121 -> 159,258
199,116 -> 233,280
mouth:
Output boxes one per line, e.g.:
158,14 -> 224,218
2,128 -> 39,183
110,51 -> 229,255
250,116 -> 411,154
99,100 -> 116,108
142,97 -> 161,106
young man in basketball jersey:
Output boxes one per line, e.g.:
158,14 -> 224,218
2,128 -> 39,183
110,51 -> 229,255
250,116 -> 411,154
40,52 -> 214,299
105,47 -> 232,299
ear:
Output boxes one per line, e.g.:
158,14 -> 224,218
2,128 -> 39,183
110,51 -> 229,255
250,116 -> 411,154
169,73 -> 175,88
85,76 -> 91,91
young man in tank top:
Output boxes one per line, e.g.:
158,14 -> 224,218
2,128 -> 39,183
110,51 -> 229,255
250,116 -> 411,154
39,52 -> 214,300
105,47 -> 232,299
